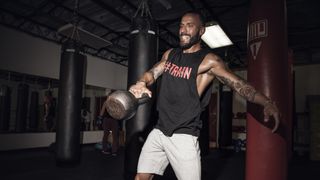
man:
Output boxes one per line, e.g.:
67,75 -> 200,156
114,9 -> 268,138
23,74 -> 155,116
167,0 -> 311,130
129,11 -> 280,180
43,90 -> 55,131
97,96 -> 120,156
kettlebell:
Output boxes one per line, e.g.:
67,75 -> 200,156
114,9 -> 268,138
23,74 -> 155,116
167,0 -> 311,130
106,90 -> 150,120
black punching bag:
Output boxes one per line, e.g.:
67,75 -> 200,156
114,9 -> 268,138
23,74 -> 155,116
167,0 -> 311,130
56,40 -> 86,164
218,84 -> 233,147
124,15 -> 158,179
29,91 -> 39,131
15,83 -> 29,132
199,106 -> 210,156
0,85 -> 11,131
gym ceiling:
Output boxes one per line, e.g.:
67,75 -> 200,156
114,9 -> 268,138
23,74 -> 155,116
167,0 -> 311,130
1,0 -> 320,69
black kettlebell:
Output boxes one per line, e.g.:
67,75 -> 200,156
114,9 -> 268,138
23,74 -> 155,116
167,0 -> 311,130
106,90 -> 150,120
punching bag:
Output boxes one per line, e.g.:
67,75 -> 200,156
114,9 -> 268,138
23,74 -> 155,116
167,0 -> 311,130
0,85 -> 11,131
246,0 -> 289,180
199,106 -> 210,156
124,15 -> 158,179
287,49 -> 294,159
29,91 -> 39,131
15,83 -> 29,132
56,40 -> 86,164
218,84 -> 233,147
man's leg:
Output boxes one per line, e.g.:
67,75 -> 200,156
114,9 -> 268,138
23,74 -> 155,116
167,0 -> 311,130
164,134 -> 201,180
110,119 -> 119,154
102,118 -> 111,153
135,173 -> 154,180
137,129 -> 169,176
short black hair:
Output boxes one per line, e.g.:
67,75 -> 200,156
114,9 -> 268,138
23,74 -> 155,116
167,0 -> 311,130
182,10 -> 206,27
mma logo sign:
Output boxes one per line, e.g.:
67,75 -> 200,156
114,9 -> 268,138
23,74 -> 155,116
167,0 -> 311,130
248,20 -> 268,60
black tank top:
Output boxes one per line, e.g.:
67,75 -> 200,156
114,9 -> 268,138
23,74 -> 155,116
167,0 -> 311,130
156,48 -> 212,137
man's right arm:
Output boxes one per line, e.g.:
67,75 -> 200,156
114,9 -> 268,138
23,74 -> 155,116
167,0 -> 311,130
129,49 -> 172,98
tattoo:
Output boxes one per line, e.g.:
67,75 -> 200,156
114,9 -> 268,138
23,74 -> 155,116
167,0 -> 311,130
149,61 -> 164,80
207,69 -> 215,76
217,75 -> 257,102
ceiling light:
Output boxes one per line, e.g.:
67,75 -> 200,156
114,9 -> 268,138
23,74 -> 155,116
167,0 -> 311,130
201,21 -> 233,49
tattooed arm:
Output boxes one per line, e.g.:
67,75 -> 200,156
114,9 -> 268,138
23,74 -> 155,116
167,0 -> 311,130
129,49 -> 172,98
198,53 -> 280,133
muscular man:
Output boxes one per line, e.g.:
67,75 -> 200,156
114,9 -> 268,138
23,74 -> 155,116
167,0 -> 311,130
129,11 -> 280,180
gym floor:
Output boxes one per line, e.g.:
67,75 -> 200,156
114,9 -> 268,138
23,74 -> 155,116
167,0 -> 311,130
0,145 -> 319,180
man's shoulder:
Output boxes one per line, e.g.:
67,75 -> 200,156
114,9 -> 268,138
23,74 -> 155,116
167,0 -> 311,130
162,48 -> 175,60
202,52 -> 222,65
165,48 -> 176,54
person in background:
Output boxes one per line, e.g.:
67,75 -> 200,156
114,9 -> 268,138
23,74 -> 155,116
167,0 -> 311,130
96,96 -> 120,156
43,91 -> 55,131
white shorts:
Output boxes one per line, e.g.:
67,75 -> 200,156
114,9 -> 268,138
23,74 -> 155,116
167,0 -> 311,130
137,128 -> 201,180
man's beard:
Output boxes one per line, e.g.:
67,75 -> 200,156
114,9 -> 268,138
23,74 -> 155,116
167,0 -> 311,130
179,33 -> 201,50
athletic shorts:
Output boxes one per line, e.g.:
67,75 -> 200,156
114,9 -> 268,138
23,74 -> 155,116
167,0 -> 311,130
137,128 -> 201,180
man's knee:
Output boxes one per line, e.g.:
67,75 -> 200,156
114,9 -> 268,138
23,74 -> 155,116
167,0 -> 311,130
135,173 -> 154,180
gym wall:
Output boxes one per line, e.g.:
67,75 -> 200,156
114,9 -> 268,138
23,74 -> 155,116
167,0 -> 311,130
0,25 -> 127,90
0,25 -> 127,150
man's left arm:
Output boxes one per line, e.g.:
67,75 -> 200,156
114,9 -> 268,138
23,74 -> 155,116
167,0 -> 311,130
202,54 -> 280,133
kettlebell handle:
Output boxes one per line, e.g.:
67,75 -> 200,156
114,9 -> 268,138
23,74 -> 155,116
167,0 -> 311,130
138,93 -> 150,105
